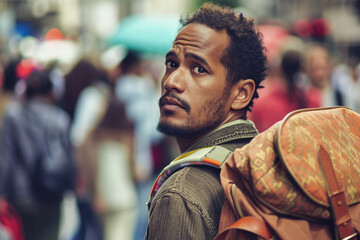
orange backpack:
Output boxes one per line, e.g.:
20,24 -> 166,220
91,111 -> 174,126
215,107 -> 360,240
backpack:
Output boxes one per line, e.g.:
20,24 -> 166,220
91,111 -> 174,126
215,107 -> 360,240
32,115 -> 76,203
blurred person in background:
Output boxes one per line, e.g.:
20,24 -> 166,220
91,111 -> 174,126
304,44 -> 343,108
249,49 -> 320,132
115,51 -> 158,182
71,61 -> 138,240
114,51 -> 162,240
46,61 -> 67,106
61,59 -> 102,122
0,69 -> 75,240
0,58 -> 21,128
331,57 -> 360,113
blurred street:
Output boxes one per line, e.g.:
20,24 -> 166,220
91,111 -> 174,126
0,0 -> 360,239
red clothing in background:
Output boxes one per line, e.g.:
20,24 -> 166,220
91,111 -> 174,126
249,77 -> 320,132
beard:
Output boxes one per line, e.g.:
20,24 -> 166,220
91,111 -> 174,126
157,86 -> 230,138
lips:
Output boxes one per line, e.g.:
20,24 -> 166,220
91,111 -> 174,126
160,96 -> 184,109
159,93 -> 190,113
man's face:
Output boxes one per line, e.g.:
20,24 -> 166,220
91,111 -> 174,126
157,23 -> 231,138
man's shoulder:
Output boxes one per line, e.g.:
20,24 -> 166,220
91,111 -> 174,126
147,166 -> 225,240
154,166 -> 223,204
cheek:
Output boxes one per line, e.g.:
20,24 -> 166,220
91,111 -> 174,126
188,95 -> 227,124
189,83 -> 224,105
189,92 -> 221,114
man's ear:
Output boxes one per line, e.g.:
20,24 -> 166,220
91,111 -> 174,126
230,79 -> 255,110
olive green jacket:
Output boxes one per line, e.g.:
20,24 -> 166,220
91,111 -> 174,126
146,119 -> 258,240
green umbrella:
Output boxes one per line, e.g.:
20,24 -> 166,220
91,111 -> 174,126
108,14 -> 181,55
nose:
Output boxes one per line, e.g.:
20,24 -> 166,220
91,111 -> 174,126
162,68 -> 185,93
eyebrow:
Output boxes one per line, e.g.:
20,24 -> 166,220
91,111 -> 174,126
165,51 -> 212,70
165,51 -> 177,58
185,53 -> 210,69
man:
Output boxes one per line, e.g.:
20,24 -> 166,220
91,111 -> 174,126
146,3 -> 267,240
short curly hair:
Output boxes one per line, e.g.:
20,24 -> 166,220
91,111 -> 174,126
180,3 -> 267,112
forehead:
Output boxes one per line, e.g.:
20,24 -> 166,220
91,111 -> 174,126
171,23 -> 229,61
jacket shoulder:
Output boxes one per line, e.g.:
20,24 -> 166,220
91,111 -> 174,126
155,166 -> 223,199
148,166 -> 224,239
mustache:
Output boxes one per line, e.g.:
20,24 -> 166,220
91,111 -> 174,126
159,92 -> 191,113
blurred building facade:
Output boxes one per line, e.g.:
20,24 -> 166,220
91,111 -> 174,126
1,0 -> 360,61
0,0 -> 190,64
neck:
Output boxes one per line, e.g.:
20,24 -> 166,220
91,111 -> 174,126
176,134 -> 208,153
176,111 -> 246,153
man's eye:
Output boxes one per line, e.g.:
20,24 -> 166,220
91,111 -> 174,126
194,66 -> 207,74
166,61 -> 177,68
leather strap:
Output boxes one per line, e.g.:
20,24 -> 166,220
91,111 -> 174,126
214,216 -> 273,240
318,146 -> 358,240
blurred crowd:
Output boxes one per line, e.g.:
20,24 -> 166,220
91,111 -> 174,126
0,44 -> 178,240
0,13 -> 360,240
248,25 -> 360,132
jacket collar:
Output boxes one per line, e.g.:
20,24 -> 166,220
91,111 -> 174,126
185,119 -> 258,152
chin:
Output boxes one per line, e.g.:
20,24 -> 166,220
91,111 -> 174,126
157,119 -> 186,136
157,118 -> 220,138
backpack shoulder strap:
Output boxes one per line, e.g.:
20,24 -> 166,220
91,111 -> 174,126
147,145 -> 233,206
